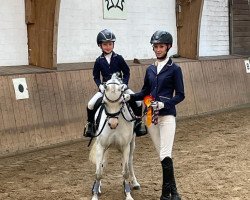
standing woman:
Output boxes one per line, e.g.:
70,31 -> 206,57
124,30 -> 185,200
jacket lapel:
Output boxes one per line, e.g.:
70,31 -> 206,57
149,64 -> 157,74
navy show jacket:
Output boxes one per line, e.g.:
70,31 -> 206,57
93,52 -> 130,87
132,58 -> 185,117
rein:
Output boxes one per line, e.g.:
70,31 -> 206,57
87,106 -> 122,147
87,116 -> 108,147
121,102 -> 149,122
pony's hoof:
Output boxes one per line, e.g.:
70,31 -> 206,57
91,194 -> 98,200
132,185 -> 141,190
125,195 -> 134,200
131,181 -> 141,190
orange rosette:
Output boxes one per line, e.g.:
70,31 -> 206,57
143,95 -> 154,127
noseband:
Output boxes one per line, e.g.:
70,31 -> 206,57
104,108 -> 121,119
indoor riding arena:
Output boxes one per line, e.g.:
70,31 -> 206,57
1,0 -> 250,200
0,58 -> 249,200
0,106 -> 249,200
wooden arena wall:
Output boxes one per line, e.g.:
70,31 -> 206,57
0,58 -> 249,156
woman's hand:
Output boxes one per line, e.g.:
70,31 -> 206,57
151,101 -> 164,110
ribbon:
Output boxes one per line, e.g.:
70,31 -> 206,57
143,95 -> 154,127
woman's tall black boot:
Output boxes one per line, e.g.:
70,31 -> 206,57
170,169 -> 181,200
160,157 -> 171,200
161,157 -> 181,200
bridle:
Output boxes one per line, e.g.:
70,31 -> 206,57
104,82 -> 124,103
103,81 -> 126,119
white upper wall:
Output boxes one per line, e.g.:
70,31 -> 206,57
199,0 -> 229,56
0,0 -> 231,66
57,0 -> 178,63
0,0 -> 28,66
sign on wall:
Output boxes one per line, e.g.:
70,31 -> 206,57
244,58 -> 250,73
12,78 -> 29,100
103,0 -> 127,19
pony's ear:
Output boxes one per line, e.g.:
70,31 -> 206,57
121,84 -> 127,92
115,72 -> 120,77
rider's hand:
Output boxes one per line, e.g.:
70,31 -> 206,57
151,101 -> 164,110
99,84 -> 105,93
123,94 -> 131,101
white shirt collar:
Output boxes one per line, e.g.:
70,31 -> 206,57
156,57 -> 169,74
105,52 -> 112,64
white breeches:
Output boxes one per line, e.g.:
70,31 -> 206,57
87,89 -> 141,110
147,115 -> 176,161
88,92 -> 103,110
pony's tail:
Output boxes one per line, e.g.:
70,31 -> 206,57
89,140 -> 109,168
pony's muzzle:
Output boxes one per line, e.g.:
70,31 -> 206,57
108,117 -> 119,129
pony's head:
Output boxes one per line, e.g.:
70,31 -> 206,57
103,73 -> 126,129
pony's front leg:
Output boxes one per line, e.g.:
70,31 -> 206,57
91,144 -> 105,200
129,135 -> 141,190
122,145 -> 134,200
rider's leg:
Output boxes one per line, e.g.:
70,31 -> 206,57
85,92 -> 103,137
133,103 -> 147,136
159,116 -> 181,200
148,116 -> 181,200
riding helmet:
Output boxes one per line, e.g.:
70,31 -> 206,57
97,29 -> 116,45
150,30 -> 173,45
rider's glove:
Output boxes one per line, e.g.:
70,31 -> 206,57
99,84 -> 105,93
123,94 -> 131,101
151,101 -> 164,110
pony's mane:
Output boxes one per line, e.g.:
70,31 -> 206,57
109,73 -> 122,84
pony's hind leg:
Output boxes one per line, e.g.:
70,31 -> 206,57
129,136 -> 141,190
122,145 -> 134,200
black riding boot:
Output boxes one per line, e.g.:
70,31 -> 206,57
161,157 -> 181,200
133,105 -> 147,137
134,119 -> 147,136
84,107 -> 96,137
170,174 -> 181,200
161,157 -> 171,200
